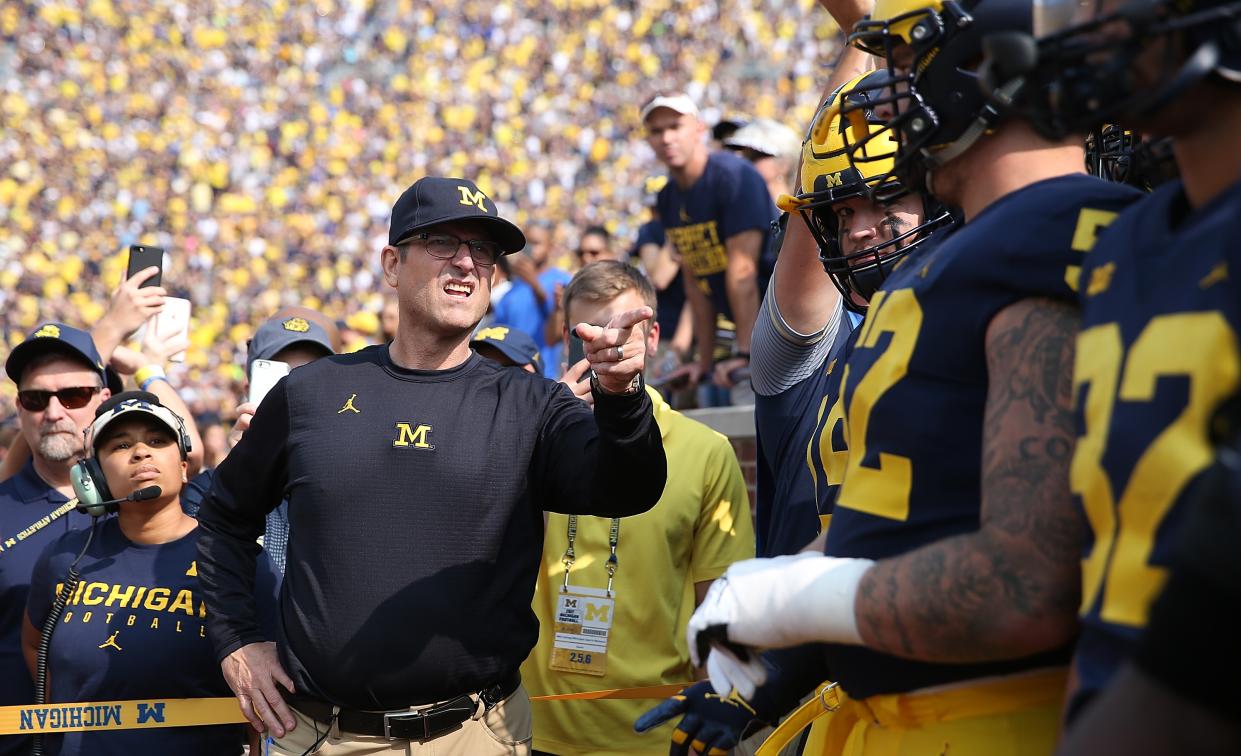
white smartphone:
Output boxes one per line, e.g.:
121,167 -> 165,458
151,297 -> 191,363
249,359 -> 290,406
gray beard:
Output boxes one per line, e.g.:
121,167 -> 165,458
37,431 -> 83,463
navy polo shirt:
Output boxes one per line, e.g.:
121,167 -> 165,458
0,460 -> 98,756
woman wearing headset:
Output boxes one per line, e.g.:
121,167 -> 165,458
21,391 -> 272,755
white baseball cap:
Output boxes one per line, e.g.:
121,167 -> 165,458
640,93 -> 701,123
724,118 -> 802,160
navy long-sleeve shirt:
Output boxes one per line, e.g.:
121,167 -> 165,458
196,346 -> 666,709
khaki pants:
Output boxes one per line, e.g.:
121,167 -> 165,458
268,685 -> 532,756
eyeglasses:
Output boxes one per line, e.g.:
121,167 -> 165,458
17,386 -> 102,412
409,233 -> 502,267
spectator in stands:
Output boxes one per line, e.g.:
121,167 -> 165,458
381,298 -> 400,343
523,261 -> 754,756
0,1 -> 841,427
643,93 -> 777,407
471,325 -> 543,374
632,176 -> 692,390
576,226 -> 621,265
495,222 -> 575,378
711,118 -> 749,150
543,225 -> 624,360
22,391 -> 276,756
724,119 -> 803,210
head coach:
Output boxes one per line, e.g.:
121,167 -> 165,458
194,177 -> 667,755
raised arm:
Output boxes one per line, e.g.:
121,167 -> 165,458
534,308 -> 667,518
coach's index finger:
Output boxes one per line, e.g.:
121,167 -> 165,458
573,306 -> 654,342
604,306 -> 654,333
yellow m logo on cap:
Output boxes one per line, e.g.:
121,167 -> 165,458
824,172 -> 844,188
34,324 -> 61,339
458,186 -> 490,213
475,326 -> 509,342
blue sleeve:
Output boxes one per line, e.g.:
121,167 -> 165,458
492,290 -> 514,325
540,269 -> 572,318
636,221 -> 665,249
718,160 -> 775,241
182,469 -> 214,517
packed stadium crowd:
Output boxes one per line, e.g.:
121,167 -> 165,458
2,0 -> 1241,753
0,0 -> 844,426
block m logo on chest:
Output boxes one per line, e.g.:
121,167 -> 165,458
393,422 -> 435,450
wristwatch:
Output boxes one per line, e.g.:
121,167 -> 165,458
590,370 -> 644,396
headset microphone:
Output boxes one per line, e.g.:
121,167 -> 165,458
73,483 -> 163,515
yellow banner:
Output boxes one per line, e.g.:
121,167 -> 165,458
0,697 -> 245,735
1,683 -> 694,735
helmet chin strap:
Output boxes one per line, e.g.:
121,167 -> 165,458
920,77 -> 1026,189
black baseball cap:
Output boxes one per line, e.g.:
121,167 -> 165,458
6,322 -> 123,393
388,177 -> 526,254
470,325 -> 542,372
247,314 -> 335,374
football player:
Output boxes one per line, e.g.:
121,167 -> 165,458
989,0 -> 1241,727
635,68 -> 955,755
685,0 -> 1146,752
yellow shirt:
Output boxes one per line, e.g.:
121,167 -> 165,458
523,388 -> 755,756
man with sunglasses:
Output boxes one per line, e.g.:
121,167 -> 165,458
196,177 -> 666,755
0,323 -> 113,755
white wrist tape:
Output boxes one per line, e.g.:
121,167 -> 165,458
725,555 -> 875,648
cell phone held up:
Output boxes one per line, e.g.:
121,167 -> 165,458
566,331 -> 591,384
249,359 -> 290,407
126,245 -> 164,287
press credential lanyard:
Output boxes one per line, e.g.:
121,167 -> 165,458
551,516 -> 620,677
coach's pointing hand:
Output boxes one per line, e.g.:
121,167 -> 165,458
575,305 -> 653,394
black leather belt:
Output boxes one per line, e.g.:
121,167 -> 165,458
287,671 -> 520,742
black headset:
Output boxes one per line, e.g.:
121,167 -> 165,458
70,391 -> 192,516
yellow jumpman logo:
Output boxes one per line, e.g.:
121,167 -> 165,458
338,394 -> 361,414
98,631 -> 123,652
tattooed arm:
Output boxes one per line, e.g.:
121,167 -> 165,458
853,297 -> 1083,662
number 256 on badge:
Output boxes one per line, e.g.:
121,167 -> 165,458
550,586 -> 615,677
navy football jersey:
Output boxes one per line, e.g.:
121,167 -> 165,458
1069,178 -> 1241,714
657,151 -> 776,320
824,175 -> 1143,698
754,316 -> 860,557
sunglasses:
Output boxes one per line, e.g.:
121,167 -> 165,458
17,386 -> 102,412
